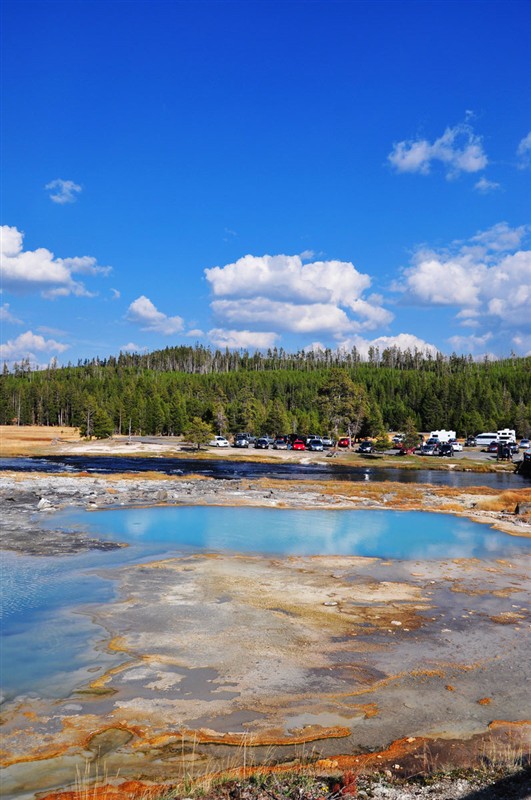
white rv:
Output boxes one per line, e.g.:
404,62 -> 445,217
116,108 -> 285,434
476,432 -> 498,447
497,428 -> 516,444
429,429 -> 456,443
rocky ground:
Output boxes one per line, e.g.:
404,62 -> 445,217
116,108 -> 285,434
175,767 -> 531,800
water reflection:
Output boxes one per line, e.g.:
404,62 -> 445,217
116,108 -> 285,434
49,506 -> 531,561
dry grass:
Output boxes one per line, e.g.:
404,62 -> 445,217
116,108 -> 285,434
0,425 -> 81,456
473,488 -> 531,512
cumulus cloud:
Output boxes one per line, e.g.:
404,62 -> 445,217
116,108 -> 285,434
126,295 -> 184,335
474,177 -> 500,193
206,254 -> 370,305
303,341 -> 327,353
388,122 -> 488,179
470,221 -> 527,252
0,225 -> 111,298
1,330 -> 70,363
0,303 -> 22,324
120,342 -> 143,352
208,328 -> 279,350
205,253 -> 393,338
398,222 -> 531,328
447,332 -> 493,353
45,178 -> 82,204
512,333 -> 531,356
211,298 -> 355,335
337,333 -> 440,359
517,132 -> 531,168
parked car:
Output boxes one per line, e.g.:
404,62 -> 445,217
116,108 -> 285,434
420,444 -> 437,455
464,436 -> 477,447
321,436 -> 334,448
451,441 -> 463,451
510,441 -> 519,454
209,436 -> 230,447
254,437 -> 269,449
233,434 -> 249,448
292,439 -> 306,451
273,436 -> 289,449
519,438 -> 530,450
306,438 -> 324,451
337,437 -> 351,448
358,440 -> 373,454
439,443 -> 453,457
487,440 -> 499,453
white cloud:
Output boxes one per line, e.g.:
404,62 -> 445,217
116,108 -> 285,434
206,254 -> 371,306
388,121 -> 488,179
0,303 -> 22,324
120,342 -> 143,352
337,333 -> 440,359
455,309 -> 480,328
126,295 -> 184,335
45,178 -> 82,204
0,225 -> 111,297
400,254 -> 484,307
111,288 -> 121,300
447,332 -> 493,352
517,132 -> 531,168
1,330 -> 70,363
399,222 -> 531,329
348,297 -> 394,328
211,298 -> 356,335
512,333 -> 531,356
186,328 -> 205,337
474,177 -> 500,193
470,221 -> 527,252
208,328 -> 279,350
205,253 -> 393,337
303,341 -> 326,353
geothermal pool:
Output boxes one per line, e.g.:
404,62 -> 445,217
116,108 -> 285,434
1,506 -> 530,702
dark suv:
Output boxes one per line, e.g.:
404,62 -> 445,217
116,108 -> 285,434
439,443 -> 453,457
358,440 -> 373,453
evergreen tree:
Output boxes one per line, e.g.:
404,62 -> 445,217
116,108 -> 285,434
317,368 -> 368,439
92,408 -> 114,439
185,417 -> 214,449
402,417 -> 420,450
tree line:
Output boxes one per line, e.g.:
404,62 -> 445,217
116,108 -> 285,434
1,347 -> 530,440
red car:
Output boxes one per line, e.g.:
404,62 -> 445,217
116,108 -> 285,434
337,437 -> 351,448
292,439 -> 306,451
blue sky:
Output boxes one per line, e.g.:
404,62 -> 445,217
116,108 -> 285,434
1,0 -> 530,367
